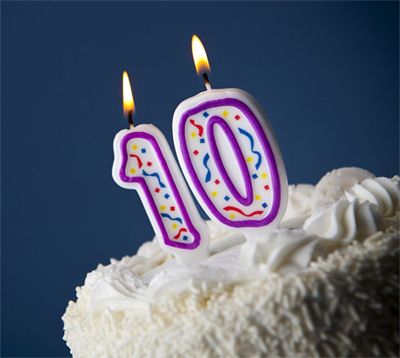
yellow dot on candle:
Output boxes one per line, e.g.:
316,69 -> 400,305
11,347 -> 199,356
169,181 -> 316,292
160,205 -> 166,211
255,194 -> 261,201
211,191 -> 218,197
229,213 -> 235,219
191,132 -> 197,138
246,157 -> 253,163
222,110 -> 229,117
132,144 -> 138,150
261,172 -> 268,179
130,168 -> 136,174
172,223 -> 178,229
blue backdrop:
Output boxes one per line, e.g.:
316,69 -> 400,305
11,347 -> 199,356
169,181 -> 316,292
1,2 -> 398,356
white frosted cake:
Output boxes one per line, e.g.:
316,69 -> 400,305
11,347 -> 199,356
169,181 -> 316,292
63,168 -> 399,357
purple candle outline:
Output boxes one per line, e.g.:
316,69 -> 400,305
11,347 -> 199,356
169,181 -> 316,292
118,131 -> 201,249
178,98 -> 281,228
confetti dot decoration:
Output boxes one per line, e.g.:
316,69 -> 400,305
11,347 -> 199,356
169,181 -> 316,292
174,228 -> 188,240
202,153 -> 211,183
239,127 -> 262,170
129,154 -> 143,168
142,170 -> 166,188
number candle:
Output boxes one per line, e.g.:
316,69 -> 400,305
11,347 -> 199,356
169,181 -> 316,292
113,72 -> 209,263
172,36 -> 288,239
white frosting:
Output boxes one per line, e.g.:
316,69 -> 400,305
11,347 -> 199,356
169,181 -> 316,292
63,168 -> 400,358
240,229 -> 319,274
281,167 -> 375,227
74,169 -> 399,313
282,184 -> 314,225
312,167 -> 374,207
303,198 -> 383,247
346,176 -> 400,217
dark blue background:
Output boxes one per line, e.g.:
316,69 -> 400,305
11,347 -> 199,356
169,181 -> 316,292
1,2 -> 398,356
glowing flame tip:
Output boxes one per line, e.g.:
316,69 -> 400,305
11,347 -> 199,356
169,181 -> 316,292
191,34 -> 210,75
122,71 -> 135,118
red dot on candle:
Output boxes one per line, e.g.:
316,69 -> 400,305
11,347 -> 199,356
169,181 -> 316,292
170,206 -> 175,211
264,185 -> 270,190
214,179 -> 220,185
193,150 -> 199,156
235,115 -> 241,120
147,161 -> 153,166
155,188 -> 161,193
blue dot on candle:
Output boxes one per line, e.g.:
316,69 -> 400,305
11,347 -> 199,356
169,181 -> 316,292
141,148 -> 146,153
183,235 -> 188,241
164,193 -> 170,199
262,202 -> 268,208
224,195 -> 230,201
200,138 -> 205,144
252,173 -> 258,179
203,112 -> 209,118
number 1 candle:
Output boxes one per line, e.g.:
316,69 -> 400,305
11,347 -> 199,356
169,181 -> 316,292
112,72 -> 209,263
172,36 -> 288,238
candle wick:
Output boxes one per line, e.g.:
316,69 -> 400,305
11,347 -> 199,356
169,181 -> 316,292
202,72 -> 212,91
127,110 -> 135,129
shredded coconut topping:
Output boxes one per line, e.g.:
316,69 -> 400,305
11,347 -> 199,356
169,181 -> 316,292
62,169 -> 400,357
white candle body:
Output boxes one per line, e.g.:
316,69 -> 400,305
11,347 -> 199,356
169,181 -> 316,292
173,88 -> 288,238
113,124 -> 209,263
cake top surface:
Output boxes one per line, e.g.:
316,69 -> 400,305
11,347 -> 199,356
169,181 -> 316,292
63,167 -> 399,358
79,167 -> 399,313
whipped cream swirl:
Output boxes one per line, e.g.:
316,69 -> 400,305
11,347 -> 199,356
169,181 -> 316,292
245,169 -> 399,268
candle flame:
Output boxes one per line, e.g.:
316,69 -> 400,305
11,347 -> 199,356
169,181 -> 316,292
192,35 -> 210,75
122,71 -> 135,118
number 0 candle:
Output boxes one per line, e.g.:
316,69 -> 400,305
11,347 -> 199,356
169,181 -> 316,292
172,36 -> 288,238
113,72 -> 209,263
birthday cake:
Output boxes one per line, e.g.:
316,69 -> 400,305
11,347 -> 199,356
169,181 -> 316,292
63,167 -> 399,357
